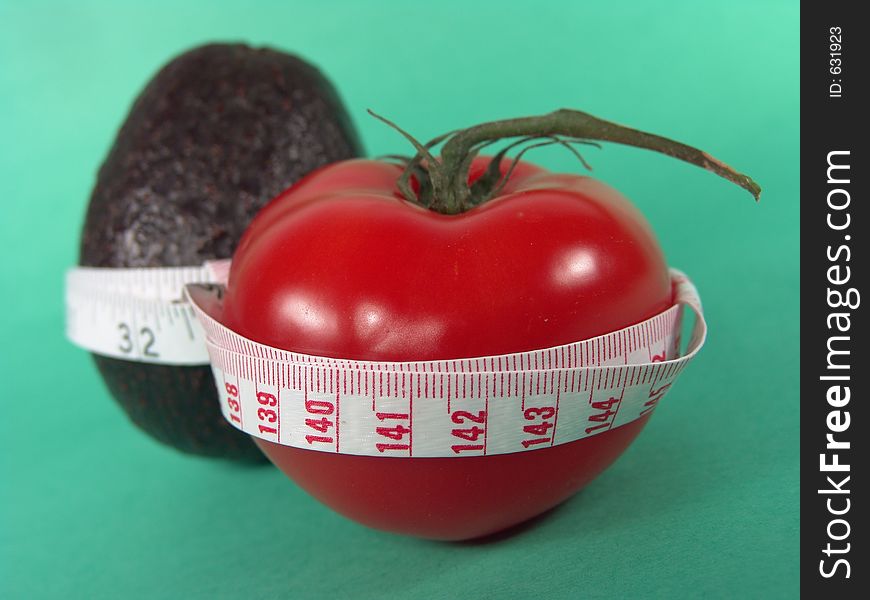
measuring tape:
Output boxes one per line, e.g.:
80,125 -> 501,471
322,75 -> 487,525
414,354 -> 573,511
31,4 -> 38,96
183,269 -> 705,458
65,260 -> 231,365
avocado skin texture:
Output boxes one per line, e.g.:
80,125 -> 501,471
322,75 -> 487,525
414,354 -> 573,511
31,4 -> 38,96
79,43 -> 362,461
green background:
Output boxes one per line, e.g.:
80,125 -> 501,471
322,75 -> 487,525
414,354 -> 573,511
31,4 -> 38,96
0,1 -> 799,598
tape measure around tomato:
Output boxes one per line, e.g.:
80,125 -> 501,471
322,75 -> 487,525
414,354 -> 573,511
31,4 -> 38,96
66,263 -> 704,457
65,260 -> 231,365
182,268 -> 705,458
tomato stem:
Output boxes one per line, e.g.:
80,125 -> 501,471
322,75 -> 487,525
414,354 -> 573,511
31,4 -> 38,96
369,108 -> 761,214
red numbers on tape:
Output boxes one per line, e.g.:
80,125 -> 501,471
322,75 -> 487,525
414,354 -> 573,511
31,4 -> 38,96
375,411 -> 411,453
450,410 -> 486,454
304,398 -> 336,445
256,391 -> 279,437
641,383 -> 671,418
522,406 -> 555,448
585,395 -> 620,435
225,381 -> 242,426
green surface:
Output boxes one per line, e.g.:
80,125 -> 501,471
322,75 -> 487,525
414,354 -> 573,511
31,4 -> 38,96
0,1 -> 799,598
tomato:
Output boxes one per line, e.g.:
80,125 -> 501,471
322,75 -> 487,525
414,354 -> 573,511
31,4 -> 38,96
221,157 -> 672,540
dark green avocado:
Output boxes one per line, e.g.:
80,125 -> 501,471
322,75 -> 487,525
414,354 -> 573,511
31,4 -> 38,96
79,43 -> 362,461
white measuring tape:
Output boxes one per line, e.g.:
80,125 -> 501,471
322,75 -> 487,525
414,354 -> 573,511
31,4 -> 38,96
183,269 -> 705,458
65,260 -> 231,365
66,263 -> 705,457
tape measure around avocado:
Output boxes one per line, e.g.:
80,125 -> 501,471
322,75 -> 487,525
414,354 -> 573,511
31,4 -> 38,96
182,268 -> 706,458
65,260 -> 231,365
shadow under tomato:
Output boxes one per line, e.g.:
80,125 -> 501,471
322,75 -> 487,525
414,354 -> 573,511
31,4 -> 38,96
453,501 -> 571,546
482,412 -> 737,544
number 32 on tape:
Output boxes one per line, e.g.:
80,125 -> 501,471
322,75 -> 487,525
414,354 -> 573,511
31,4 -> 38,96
186,269 -> 706,459
65,263 -> 230,365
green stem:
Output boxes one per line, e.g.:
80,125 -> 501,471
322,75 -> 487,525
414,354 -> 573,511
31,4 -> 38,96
373,108 -> 762,214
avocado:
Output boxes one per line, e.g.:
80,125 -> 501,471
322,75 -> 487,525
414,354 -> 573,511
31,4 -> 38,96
79,43 -> 362,461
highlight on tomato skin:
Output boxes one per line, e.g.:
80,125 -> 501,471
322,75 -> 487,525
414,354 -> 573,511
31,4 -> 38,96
223,157 -> 672,361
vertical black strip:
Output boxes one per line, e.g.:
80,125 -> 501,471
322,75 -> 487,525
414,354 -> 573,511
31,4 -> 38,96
802,4 -> 866,596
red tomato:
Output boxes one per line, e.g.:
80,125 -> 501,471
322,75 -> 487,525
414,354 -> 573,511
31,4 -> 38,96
222,157 -> 671,540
